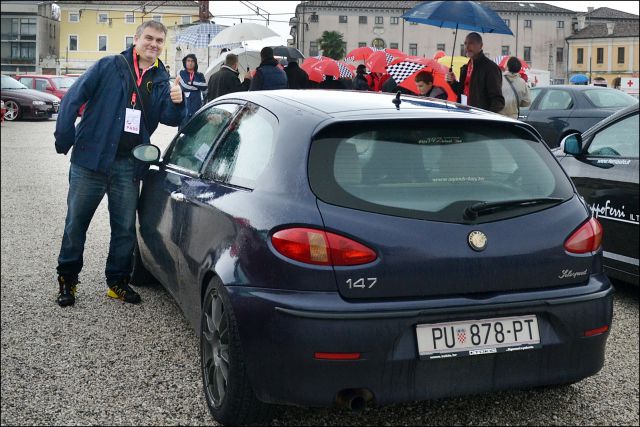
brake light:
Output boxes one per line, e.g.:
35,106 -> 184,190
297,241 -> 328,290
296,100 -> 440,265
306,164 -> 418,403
584,325 -> 609,337
314,352 -> 361,360
564,218 -> 603,254
271,228 -> 377,266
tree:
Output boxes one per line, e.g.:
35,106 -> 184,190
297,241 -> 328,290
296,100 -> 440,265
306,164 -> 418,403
317,31 -> 345,60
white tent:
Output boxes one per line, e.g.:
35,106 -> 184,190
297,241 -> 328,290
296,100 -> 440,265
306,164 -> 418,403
204,47 -> 262,81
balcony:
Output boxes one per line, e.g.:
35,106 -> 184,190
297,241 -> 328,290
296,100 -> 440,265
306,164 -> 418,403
1,57 -> 36,65
0,34 -> 37,42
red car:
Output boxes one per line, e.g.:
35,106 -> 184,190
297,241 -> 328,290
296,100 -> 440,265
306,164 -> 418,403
14,74 -> 75,100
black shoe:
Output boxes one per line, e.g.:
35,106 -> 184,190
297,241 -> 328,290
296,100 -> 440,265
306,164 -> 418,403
57,276 -> 78,307
107,278 -> 141,304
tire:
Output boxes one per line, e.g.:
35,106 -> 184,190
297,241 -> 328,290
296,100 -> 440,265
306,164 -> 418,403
4,100 -> 20,121
200,278 -> 278,425
129,242 -> 158,287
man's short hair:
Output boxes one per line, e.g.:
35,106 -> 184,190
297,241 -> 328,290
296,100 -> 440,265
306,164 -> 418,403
415,70 -> 434,85
225,53 -> 239,67
136,20 -> 167,38
260,47 -> 274,61
506,56 -> 522,73
466,32 -> 483,44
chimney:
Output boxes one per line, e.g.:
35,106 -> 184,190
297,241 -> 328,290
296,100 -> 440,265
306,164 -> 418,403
587,7 -> 594,13
577,16 -> 586,29
606,22 -> 615,35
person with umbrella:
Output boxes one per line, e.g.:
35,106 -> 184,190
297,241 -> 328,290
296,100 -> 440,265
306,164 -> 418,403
177,54 -> 207,129
445,32 -> 504,113
284,58 -> 310,89
414,70 -> 448,100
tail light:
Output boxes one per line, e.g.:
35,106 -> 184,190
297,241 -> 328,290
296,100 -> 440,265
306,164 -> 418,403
271,228 -> 377,266
564,217 -> 603,254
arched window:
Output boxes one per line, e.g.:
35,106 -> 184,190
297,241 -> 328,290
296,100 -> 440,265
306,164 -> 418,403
372,38 -> 386,49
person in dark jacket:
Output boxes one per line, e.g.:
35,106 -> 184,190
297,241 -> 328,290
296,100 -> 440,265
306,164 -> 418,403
178,53 -> 207,128
206,53 -> 251,101
250,47 -> 288,91
284,58 -> 309,89
53,20 -> 184,307
318,75 -> 346,90
415,70 -> 448,100
353,64 -> 370,91
445,32 -> 504,112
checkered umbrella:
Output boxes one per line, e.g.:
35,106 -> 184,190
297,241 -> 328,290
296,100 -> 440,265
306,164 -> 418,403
365,50 -> 406,73
386,57 -> 456,101
301,59 -> 355,83
175,23 -> 229,48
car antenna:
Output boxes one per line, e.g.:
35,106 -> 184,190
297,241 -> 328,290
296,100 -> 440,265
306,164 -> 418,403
392,91 -> 402,109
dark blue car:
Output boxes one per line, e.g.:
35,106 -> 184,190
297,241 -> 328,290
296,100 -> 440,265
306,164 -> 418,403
131,90 -> 614,425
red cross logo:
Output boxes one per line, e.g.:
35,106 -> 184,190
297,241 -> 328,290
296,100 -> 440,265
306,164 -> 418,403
628,80 -> 634,87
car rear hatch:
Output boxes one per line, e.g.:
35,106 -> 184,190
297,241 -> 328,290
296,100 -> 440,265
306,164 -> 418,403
308,119 -> 594,300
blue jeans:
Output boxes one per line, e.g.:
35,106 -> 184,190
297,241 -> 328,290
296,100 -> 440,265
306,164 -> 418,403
57,157 -> 140,283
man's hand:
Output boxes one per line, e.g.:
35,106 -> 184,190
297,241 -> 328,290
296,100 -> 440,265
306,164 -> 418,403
244,71 -> 252,80
170,77 -> 182,104
445,71 -> 456,83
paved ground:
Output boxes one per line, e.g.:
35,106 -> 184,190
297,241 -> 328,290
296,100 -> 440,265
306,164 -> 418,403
1,118 -> 638,426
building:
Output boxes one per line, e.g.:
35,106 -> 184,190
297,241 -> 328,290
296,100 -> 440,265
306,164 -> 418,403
1,1 -> 60,75
55,1 -> 202,75
289,1 -> 601,84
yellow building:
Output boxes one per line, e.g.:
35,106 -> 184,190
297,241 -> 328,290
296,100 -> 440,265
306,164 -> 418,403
567,20 -> 639,87
56,1 -> 201,74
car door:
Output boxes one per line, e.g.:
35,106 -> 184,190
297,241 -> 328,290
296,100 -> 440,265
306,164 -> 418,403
560,111 -> 639,283
524,88 -> 574,148
517,86 -> 542,121
34,78 -> 49,93
137,102 -> 241,297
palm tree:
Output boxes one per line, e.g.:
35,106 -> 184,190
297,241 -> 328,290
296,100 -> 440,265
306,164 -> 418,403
317,31 -> 345,60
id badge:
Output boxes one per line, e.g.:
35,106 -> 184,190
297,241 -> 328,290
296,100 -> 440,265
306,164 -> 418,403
461,94 -> 468,105
124,108 -> 141,134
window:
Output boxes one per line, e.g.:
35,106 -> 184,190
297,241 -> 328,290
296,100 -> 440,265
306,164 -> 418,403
390,43 -> 399,49
19,44 -> 35,60
69,12 -> 79,23
20,18 -> 36,39
205,104 -> 278,189
584,89 -> 638,109
504,19 -> 510,27
375,16 -> 383,25
556,47 -> 563,63
19,77 -> 33,88
309,13 -> 318,23
524,20 -> 532,28
309,41 -> 318,56
617,47 -> 625,64
359,16 -> 367,24
557,21 -> 564,28
168,104 -> 240,173
153,15 -> 162,22
372,38 -> 385,49
587,113 -> 639,158
35,79 -> 49,92
460,44 -> 465,56
339,15 -> 348,23
577,48 -> 584,64
125,36 -> 134,49
538,89 -> 572,110
409,43 -> 417,56
124,14 -> 134,24
69,35 -> 78,51
437,43 -> 445,52
597,47 -> 604,64
502,45 -> 510,56
182,16 -> 191,24
523,46 -> 531,62
391,17 -> 399,25
98,35 -> 107,51
358,42 -> 367,48
98,13 -> 108,24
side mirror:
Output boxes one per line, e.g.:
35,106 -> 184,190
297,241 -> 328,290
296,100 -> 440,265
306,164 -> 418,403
562,133 -> 582,155
132,144 -> 161,163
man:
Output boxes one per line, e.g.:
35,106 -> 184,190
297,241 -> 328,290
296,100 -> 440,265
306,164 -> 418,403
250,47 -> 287,91
318,75 -> 346,90
498,56 -> 531,119
353,64 -> 370,91
54,20 -> 184,306
206,53 -> 251,101
177,53 -> 207,128
284,58 -> 309,89
414,70 -> 448,100
446,32 -> 504,112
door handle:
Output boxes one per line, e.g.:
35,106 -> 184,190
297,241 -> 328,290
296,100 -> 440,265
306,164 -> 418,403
170,191 -> 186,202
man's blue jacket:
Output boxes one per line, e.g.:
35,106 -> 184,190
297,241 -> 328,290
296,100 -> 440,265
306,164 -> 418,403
54,46 -> 184,179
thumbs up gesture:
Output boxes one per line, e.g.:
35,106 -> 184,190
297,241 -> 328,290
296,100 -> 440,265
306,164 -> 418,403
170,76 -> 182,104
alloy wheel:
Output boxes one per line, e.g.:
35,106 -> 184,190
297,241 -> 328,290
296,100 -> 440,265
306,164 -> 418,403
4,100 -> 19,121
202,288 -> 230,408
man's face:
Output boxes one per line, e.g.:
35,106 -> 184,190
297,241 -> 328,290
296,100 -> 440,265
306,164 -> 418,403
464,36 -> 482,58
185,58 -> 196,71
134,27 -> 165,64
416,81 -> 432,95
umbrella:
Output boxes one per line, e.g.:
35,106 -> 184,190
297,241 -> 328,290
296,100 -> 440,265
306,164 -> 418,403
437,56 -> 468,80
302,55 -> 331,67
345,46 -> 381,61
209,22 -> 279,47
176,23 -> 228,48
386,58 -> 456,101
365,50 -> 405,74
302,59 -> 355,83
570,74 -> 589,85
269,46 -> 304,60
204,47 -> 261,80
494,55 -> 530,70
402,1 -> 513,70
433,50 -> 447,60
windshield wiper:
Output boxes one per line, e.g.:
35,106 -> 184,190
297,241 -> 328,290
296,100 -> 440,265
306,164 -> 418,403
464,197 -> 564,220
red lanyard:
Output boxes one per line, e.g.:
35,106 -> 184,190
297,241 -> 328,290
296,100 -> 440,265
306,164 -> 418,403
463,59 -> 474,97
189,71 -> 194,83
131,53 -> 152,106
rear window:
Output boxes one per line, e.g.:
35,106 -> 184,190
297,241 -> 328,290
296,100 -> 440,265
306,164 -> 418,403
584,89 -> 638,108
309,120 -> 575,223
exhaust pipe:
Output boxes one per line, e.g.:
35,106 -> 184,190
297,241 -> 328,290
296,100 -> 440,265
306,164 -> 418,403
335,388 -> 374,412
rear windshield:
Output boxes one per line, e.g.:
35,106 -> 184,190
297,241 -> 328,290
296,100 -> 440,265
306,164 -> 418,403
51,77 -> 76,89
309,120 -> 575,223
584,89 -> 638,108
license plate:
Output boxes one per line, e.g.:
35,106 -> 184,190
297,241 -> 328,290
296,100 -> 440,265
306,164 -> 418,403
416,315 -> 540,359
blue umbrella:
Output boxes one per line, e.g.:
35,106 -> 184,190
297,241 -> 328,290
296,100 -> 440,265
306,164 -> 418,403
570,74 -> 589,85
402,1 -> 513,69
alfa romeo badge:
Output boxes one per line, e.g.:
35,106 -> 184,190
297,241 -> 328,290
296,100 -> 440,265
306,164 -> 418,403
468,231 -> 487,251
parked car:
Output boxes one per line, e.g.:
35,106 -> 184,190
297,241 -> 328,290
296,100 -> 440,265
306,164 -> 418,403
1,75 -> 60,121
131,90 -> 613,425
0,100 -> 5,123
520,85 -> 638,148
554,103 -> 639,286
14,74 -> 76,101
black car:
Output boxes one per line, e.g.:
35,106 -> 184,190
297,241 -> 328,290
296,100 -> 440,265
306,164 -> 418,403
554,103 -> 639,286
1,75 -> 60,121
520,85 -> 637,148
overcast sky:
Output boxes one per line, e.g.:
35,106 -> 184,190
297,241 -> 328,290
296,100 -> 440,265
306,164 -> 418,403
209,1 -> 640,47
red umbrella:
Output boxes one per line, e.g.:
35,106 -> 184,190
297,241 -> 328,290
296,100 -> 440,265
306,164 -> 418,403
302,59 -> 355,83
496,55 -> 530,70
383,48 -> 407,57
302,55 -> 331,67
433,50 -> 446,60
345,46 -> 379,61
365,50 -> 404,74
386,58 -> 456,101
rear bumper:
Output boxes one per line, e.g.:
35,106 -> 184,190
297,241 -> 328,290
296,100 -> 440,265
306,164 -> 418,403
227,275 -> 614,407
